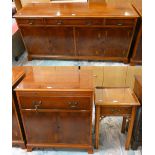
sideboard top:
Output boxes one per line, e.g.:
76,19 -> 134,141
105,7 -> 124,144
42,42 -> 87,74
15,67 -> 93,91
14,0 -> 139,18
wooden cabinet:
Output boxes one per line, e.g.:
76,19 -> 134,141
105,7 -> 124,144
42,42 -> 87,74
12,67 -> 26,148
14,1 -> 139,62
15,68 -> 94,153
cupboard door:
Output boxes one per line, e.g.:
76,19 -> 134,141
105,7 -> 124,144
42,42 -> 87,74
20,26 -> 49,55
46,27 -> 75,56
76,27 -> 106,56
22,110 -> 90,145
104,27 -> 134,57
57,112 -> 90,144
22,110 -> 58,144
12,100 -> 22,142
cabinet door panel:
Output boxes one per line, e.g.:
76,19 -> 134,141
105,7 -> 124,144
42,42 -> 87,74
104,27 -> 133,57
76,27 -> 106,56
20,26 -> 49,55
22,110 -> 90,145
46,27 -> 75,56
58,112 -> 90,144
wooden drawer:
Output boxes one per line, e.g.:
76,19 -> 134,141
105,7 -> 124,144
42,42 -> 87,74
16,18 -> 44,25
19,96 -> 91,110
105,19 -> 135,26
45,19 -> 103,26
100,107 -> 132,116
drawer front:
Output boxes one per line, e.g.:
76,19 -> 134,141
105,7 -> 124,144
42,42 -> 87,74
100,107 -> 132,116
19,96 -> 92,110
105,19 -> 135,26
45,19 -> 103,26
16,18 -> 44,25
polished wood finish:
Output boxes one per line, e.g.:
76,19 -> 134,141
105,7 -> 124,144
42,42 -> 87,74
95,88 -> 140,150
14,1 -> 139,62
131,75 -> 142,149
15,67 -> 94,153
12,67 -> 26,148
130,0 -> 142,65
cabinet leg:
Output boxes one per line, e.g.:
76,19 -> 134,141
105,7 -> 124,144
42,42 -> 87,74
123,58 -> 129,64
125,107 -> 137,150
21,144 -> 26,149
121,117 -> 127,133
95,105 -> 100,149
131,141 -> 139,150
28,55 -> 32,61
27,147 -> 33,152
87,147 -> 93,154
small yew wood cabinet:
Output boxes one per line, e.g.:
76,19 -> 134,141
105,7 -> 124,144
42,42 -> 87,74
95,88 -> 140,150
12,67 -> 26,148
14,1 -> 139,62
15,68 -> 94,153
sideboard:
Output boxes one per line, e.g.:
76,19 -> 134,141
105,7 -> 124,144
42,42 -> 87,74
15,68 -> 94,153
14,1 -> 139,63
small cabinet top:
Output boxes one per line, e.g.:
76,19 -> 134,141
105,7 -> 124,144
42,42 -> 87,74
15,67 -> 93,91
14,0 -> 139,18
95,88 -> 140,106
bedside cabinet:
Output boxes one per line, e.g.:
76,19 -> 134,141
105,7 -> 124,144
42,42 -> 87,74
15,68 -> 94,153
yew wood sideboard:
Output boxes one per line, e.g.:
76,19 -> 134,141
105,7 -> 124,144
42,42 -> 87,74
14,1 -> 139,63
15,68 -> 94,153
130,0 -> 142,65
12,67 -> 26,148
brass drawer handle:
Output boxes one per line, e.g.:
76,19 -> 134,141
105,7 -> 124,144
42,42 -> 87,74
86,21 -> 92,26
111,109 -> 121,113
68,101 -> 78,108
28,20 -> 33,25
117,23 -> 123,26
57,20 -> 63,25
32,100 -> 42,111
